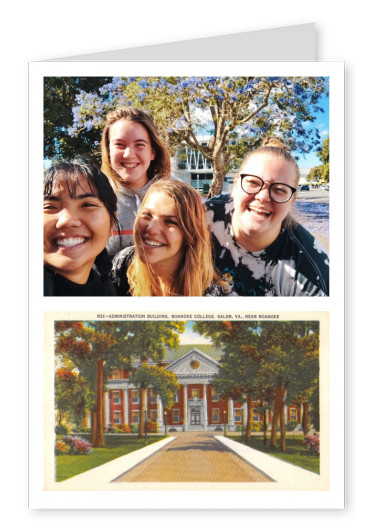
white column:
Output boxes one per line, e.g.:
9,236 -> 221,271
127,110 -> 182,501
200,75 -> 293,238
184,384 -> 188,430
203,384 -> 208,430
157,395 -> 163,426
123,388 -> 129,426
104,392 -> 110,427
228,398 -> 234,431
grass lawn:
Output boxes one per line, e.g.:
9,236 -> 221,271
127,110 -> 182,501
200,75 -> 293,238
56,434 -> 164,482
230,433 -> 320,474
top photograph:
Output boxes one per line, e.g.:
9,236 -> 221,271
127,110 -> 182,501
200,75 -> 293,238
43,75 -> 330,297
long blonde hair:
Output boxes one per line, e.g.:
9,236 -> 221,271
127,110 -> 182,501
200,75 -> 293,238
127,180 -> 218,296
100,107 -> 171,192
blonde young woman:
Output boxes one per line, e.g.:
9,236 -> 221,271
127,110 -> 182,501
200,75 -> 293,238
206,137 -> 329,296
111,180 -> 224,296
101,106 -> 171,257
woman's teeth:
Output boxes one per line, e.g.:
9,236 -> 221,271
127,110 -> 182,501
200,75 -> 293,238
56,237 -> 86,247
144,240 -> 164,247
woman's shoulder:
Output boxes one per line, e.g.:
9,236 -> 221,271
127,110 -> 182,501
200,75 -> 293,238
284,221 -> 329,295
111,246 -> 135,296
112,245 -> 136,268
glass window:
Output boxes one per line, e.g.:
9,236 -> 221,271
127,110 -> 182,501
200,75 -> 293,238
212,408 -> 220,423
252,412 -> 260,422
131,390 -> 139,404
173,392 -> 179,403
113,411 -> 121,424
111,369 -> 121,379
192,389 -> 200,399
212,389 -> 219,402
290,408 -> 297,421
150,390 -> 157,403
173,409 -> 180,423
149,410 -> 158,421
112,391 -> 121,404
234,409 -> 242,422
132,410 -> 140,424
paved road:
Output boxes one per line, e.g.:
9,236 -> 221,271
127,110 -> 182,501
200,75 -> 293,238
115,432 -> 272,483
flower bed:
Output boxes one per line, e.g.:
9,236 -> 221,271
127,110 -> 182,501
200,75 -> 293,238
55,435 -> 92,455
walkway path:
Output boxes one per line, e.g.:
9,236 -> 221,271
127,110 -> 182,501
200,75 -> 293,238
114,432 -> 271,482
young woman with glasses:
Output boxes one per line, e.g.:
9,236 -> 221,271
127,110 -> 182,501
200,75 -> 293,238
206,137 -> 329,296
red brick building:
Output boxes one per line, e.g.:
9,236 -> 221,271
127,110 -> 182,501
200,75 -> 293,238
105,345 -> 301,432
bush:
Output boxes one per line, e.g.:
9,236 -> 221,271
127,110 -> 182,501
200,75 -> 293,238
61,435 -> 92,455
144,420 -> 159,433
55,440 -> 70,455
55,424 -> 69,435
286,421 -> 298,432
131,423 -> 139,433
303,433 -> 320,454
251,421 -> 263,432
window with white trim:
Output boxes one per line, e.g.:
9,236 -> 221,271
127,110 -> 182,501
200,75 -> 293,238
290,408 -> 297,421
252,412 -> 260,422
113,411 -> 121,425
150,389 -> 157,403
112,391 -> 121,404
131,390 -> 139,404
173,392 -> 179,403
211,388 -> 219,402
149,410 -> 158,421
132,410 -> 140,424
173,409 -> 180,423
234,409 -> 242,422
212,408 -> 220,423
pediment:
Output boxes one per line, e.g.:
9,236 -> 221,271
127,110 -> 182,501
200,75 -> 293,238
167,348 -> 219,377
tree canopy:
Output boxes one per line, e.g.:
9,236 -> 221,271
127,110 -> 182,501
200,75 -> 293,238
55,320 -> 185,445
193,320 -> 320,448
45,75 -> 328,196
307,135 -> 329,183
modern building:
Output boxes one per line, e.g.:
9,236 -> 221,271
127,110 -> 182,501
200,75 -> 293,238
105,345 -> 302,433
171,137 -> 235,194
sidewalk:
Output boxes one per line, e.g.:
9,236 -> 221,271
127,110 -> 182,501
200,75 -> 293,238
56,431 -> 321,490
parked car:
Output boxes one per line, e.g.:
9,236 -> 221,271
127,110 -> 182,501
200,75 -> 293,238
300,184 -> 310,191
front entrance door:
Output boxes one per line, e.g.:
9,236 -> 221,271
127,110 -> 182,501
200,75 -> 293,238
190,407 -> 201,426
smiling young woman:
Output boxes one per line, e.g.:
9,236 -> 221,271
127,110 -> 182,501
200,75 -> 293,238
111,180 -> 224,296
100,107 -> 171,257
206,137 -> 329,296
43,159 -> 119,296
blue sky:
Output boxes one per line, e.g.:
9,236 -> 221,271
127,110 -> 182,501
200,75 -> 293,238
179,321 -> 213,344
294,93 -> 329,170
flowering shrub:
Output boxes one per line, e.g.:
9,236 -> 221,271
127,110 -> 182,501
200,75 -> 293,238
303,433 -> 320,454
62,436 -> 92,455
55,440 -> 70,455
144,420 -> 159,433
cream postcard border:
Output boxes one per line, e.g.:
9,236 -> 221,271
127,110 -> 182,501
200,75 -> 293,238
41,311 -> 332,508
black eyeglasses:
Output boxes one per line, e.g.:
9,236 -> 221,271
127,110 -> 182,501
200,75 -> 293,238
240,174 -> 296,203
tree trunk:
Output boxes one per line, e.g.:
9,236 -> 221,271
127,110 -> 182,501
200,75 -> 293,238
263,410 -> 268,446
270,407 -> 278,448
90,409 -> 97,444
245,393 -> 253,441
302,400 -> 310,436
271,382 -> 288,450
280,404 -> 286,452
92,359 -> 105,447
208,153 -> 228,198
